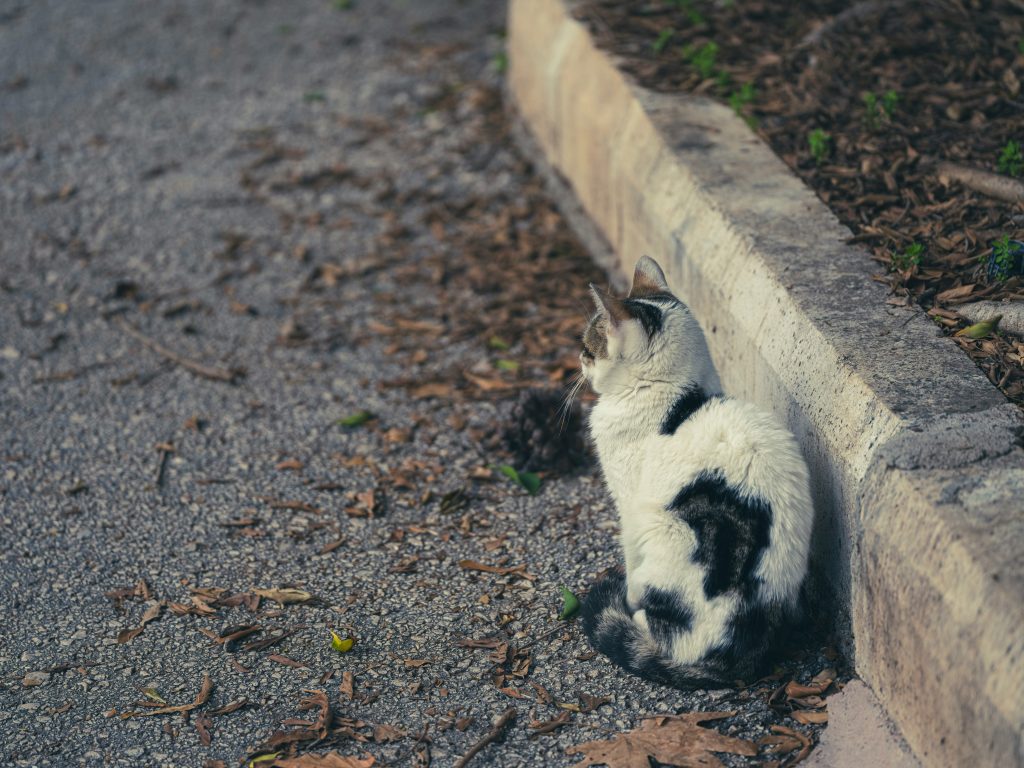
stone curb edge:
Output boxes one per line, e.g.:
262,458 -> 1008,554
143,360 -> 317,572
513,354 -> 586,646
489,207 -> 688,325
506,1 -> 1024,766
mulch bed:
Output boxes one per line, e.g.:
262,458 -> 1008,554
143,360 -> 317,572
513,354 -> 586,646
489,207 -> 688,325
576,0 -> 1024,405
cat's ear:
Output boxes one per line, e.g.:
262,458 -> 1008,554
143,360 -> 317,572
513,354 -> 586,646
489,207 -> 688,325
589,284 -> 632,326
628,255 -> 670,298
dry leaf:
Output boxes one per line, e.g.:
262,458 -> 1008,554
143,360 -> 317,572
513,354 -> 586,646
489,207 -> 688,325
126,674 -> 214,717
372,724 -> 406,742
270,754 -> 375,768
567,711 -> 756,768
254,588 -> 313,605
340,672 -> 354,701
791,709 -> 829,725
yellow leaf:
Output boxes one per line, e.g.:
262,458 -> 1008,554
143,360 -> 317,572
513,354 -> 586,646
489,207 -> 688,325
330,630 -> 355,653
955,315 -> 1001,339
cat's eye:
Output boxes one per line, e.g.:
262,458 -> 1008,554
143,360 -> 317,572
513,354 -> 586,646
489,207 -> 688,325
581,347 -> 594,362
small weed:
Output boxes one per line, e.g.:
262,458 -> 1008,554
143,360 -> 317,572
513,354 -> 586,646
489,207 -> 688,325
303,91 -> 327,103
882,89 -> 899,118
891,242 -> 924,271
682,41 -> 719,79
729,82 -> 757,127
998,140 -> 1023,177
862,91 -> 879,130
1018,38 -> 1024,54
653,27 -> 675,54
332,0 -> 353,9
988,235 -> 1019,282
669,0 -> 705,25
492,51 -> 508,73
808,128 -> 830,165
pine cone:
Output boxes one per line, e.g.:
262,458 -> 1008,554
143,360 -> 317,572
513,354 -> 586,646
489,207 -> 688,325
502,388 -> 588,475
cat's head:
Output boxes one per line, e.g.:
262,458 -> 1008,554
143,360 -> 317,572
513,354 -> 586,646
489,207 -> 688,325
580,256 -> 710,396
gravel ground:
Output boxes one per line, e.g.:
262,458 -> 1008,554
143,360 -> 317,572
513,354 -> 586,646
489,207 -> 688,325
0,2 -> 841,766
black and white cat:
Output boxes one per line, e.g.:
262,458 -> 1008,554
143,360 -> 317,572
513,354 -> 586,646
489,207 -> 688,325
579,255 -> 814,688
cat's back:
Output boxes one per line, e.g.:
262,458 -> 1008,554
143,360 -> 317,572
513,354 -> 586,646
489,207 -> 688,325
643,395 -> 810,515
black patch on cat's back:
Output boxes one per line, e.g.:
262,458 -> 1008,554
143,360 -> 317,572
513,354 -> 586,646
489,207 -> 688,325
660,386 -> 710,435
668,471 -> 772,599
639,586 -> 693,645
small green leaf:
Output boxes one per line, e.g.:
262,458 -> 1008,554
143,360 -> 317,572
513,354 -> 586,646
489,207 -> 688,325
303,91 -> 326,103
337,410 -> 374,428
652,27 -> 674,54
488,335 -> 510,351
330,630 -> 355,653
495,464 -> 541,495
142,687 -> 166,704
955,315 -> 1002,339
332,0 -> 353,9
558,586 -> 580,621
493,51 -> 508,73
249,754 -> 280,768
495,359 -> 519,372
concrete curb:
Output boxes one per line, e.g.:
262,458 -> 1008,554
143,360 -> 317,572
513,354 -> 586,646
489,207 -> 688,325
507,1 -> 1024,766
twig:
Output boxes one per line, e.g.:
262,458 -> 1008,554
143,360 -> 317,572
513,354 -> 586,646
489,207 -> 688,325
453,707 -> 517,768
931,160 -> 1024,204
115,318 -> 243,383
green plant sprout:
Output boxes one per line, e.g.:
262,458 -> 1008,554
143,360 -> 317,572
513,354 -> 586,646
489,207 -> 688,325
653,27 -> 675,54
862,91 -> 879,130
990,235 -> 1016,281
998,140 -> 1023,177
682,41 -> 719,79
882,90 -> 899,118
808,129 -> 830,165
670,0 -> 705,25
891,242 -> 924,271
729,82 -> 757,127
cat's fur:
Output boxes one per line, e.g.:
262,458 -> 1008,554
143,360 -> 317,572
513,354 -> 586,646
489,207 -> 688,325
579,256 -> 814,688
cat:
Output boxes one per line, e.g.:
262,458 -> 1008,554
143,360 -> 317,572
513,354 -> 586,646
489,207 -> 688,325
578,255 -> 814,688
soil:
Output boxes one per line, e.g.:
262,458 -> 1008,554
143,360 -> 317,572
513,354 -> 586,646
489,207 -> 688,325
575,0 -> 1024,406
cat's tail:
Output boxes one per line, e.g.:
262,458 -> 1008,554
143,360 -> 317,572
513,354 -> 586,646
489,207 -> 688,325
580,570 -> 757,689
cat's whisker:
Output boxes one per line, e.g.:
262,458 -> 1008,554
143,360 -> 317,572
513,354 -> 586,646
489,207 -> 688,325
556,372 -> 585,434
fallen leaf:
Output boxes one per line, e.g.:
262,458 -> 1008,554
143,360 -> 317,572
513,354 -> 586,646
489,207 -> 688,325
567,711 -> 757,768
459,559 -> 534,580
955,315 -> 1001,339
126,674 -> 214,717
340,671 -> 354,700
372,723 -> 405,742
791,709 -> 829,725
495,465 -> 541,495
558,586 -> 581,621
117,601 -> 164,643
579,693 -> 611,713
337,411 -> 375,428
269,654 -> 306,668
408,381 -> 453,399
935,284 -> 975,302
403,659 -> 429,668
530,710 -> 572,738
495,359 -> 519,372
270,754 -> 375,768
143,687 -> 167,704
275,458 -> 304,471
254,588 -> 313,605
488,335 -> 510,350
330,630 -> 355,653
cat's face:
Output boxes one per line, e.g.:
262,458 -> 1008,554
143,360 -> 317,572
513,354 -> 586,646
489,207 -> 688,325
580,256 -> 699,395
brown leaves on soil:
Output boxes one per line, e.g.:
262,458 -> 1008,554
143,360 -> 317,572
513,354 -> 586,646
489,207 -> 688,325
577,0 -> 1024,406
567,711 -> 757,768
